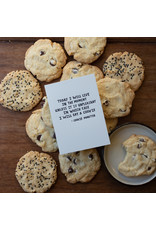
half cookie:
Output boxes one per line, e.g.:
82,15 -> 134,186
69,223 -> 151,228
118,135 -> 156,177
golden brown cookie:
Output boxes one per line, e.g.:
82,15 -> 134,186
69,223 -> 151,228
24,39 -> 67,82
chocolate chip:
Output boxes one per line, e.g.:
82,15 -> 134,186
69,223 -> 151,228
37,135 -> 42,141
94,51 -> 101,56
53,132 -> 56,139
72,68 -> 78,74
119,109 -> 126,112
137,143 -> 142,149
41,116 -> 43,121
77,63 -> 83,68
67,156 -> 72,161
103,100 -> 109,106
68,167 -> 73,173
88,154 -> 93,160
40,51 -> 45,56
73,159 -> 77,165
139,138 -> 145,142
50,59 -> 56,66
78,43 -> 83,48
75,151 -> 79,155
148,167 -> 151,171
40,99 -> 45,107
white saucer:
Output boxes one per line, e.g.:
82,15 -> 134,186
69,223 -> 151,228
104,123 -> 156,185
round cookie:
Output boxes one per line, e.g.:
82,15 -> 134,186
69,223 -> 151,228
24,39 -> 67,82
41,96 -> 53,128
118,135 -> 156,177
64,37 -> 107,64
26,109 -> 58,152
105,118 -> 118,134
59,149 -> 101,184
103,51 -> 144,91
60,61 -> 104,82
97,78 -> 135,118
0,70 -> 42,111
15,151 -> 57,193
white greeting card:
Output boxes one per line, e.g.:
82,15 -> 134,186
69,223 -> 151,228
45,74 -> 110,155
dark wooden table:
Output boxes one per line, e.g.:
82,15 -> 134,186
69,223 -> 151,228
0,37 -> 156,193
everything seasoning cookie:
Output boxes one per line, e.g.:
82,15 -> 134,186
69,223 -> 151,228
97,78 -> 135,118
24,39 -> 67,82
0,70 -> 42,111
103,51 -> 144,91
105,118 -> 118,134
60,61 -> 104,81
118,135 -> 156,177
41,96 -> 53,128
59,149 -> 101,184
26,109 -> 58,152
64,37 -> 107,64
15,151 -> 57,193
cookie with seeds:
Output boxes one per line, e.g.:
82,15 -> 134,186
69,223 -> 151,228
41,96 -> 53,128
60,61 -> 104,81
103,51 -> 144,91
64,37 -> 107,64
26,109 -> 58,152
15,151 -> 57,193
97,78 -> 135,118
24,39 -> 67,82
59,149 -> 101,184
106,118 -> 118,134
0,70 -> 42,111
118,135 -> 156,177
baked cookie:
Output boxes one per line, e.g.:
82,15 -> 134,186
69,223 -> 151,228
59,149 -> 101,184
97,78 -> 135,118
118,135 -> 156,177
103,51 -> 144,91
24,39 -> 67,82
0,70 -> 42,111
15,151 -> 57,193
105,118 -> 118,134
60,61 -> 104,81
41,96 -> 53,128
26,109 -> 58,152
64,37 -> 107,64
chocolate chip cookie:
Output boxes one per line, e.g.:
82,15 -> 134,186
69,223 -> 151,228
97,78 -> 135,118
118,135 -> 156,177
24,39 -> 67,82
41,96 -> 53,128
26,109 -> 57,152
59,149 -> 101,183
60,61 -> 104,81
64,37 -> 107,63
105,118 -> 118,134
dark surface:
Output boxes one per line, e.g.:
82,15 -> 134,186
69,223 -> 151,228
0,37 -> 156,193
